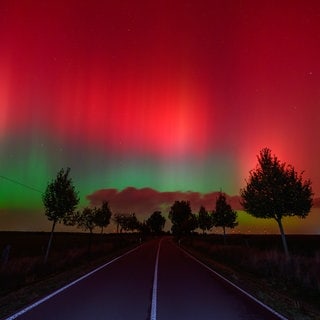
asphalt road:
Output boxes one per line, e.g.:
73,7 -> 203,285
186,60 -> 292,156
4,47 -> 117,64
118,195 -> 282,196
6,237 -> 286,320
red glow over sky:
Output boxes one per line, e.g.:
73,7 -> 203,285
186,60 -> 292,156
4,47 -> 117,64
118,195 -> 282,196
0,1 -> 319,232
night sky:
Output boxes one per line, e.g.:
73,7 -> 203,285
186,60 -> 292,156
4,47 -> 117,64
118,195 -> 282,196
0,1 -> 319,233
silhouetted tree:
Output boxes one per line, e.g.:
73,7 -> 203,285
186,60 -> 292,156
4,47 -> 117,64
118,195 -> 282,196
212,192 -> 238,244
113,213 -> 139,232
240,148 -> 313,257
169,200 -> 197,236
197,206 -> 213,234
42,168 -> 79,263
187,213 -> 198,234
95,201 -> 112,233
113,213 -> 125,233
125,213 -> 140,232
76,207 -> 97,255
146,211 -> 166,234
138,221 -> 151,236
77,207 -> 96,233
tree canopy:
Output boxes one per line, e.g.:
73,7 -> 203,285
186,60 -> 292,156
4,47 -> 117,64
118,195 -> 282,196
42,167 -> 79,263
77,207 -> 96,234
94,201 -> 112,233
43,168 -> 79,225
146,211 -> 166,234
212,192 -> 238,242
169,200 -> 197,236
240,148 -> 313,256
113,213 -> 140,232
197,206 -> 213,234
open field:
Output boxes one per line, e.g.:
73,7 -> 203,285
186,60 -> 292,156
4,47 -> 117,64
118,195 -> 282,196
0,231 -> 140,259
182,234 -> 320,320
0,231 -> 140,318
190,234 -> 320,256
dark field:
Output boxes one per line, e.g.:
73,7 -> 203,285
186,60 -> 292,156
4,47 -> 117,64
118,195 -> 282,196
188,233 -> 320,256
0,231 -> 140,316
0,231 -> 139,260
182,234 -> 320,320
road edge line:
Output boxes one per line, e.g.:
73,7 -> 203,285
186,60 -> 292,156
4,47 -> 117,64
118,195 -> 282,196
150,239 -> 162,320
4,245 -> 140,320
179,245 -> 288,320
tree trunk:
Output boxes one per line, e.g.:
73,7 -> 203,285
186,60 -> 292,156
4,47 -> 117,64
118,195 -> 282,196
87,230 -> 93,257
275,217 -> 289,258
223,226 -> 226,245
44,220 -> 56,264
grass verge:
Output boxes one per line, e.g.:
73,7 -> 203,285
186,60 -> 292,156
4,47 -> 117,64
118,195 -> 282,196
181,236 -> 320,320
0,232 -> 140,319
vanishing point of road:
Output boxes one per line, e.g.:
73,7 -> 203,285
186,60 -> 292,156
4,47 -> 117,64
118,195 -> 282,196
5,237 -> 287,320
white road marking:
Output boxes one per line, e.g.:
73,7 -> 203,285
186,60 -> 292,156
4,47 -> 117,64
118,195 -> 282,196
5,246 -> 141,320
150,239 -> 162,320
180,245 -> 288,320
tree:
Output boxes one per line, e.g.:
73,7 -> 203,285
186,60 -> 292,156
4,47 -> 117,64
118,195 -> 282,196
212,192 -> 238,244
187,213 -> 198,234
240,148 -> 313,257
197,206 -> 213,234
95,201 -> 112,233
137,221 -> 151,236
124,213 -> 140,232
146,211 -> 166,234
42,168 -> 79,263
113,213 -> 139,232
76,207 -> 97,254
77,207 -> 96,234
169,200 -> 197,236
113,213 -> 125,233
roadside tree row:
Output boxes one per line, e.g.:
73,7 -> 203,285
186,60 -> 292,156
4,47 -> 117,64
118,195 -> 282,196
42,147 -> 314,260
168,193 -> 238,244
42,170 -> 167,261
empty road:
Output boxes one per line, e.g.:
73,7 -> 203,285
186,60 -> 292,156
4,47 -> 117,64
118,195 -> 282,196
6,237 -> 286,320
